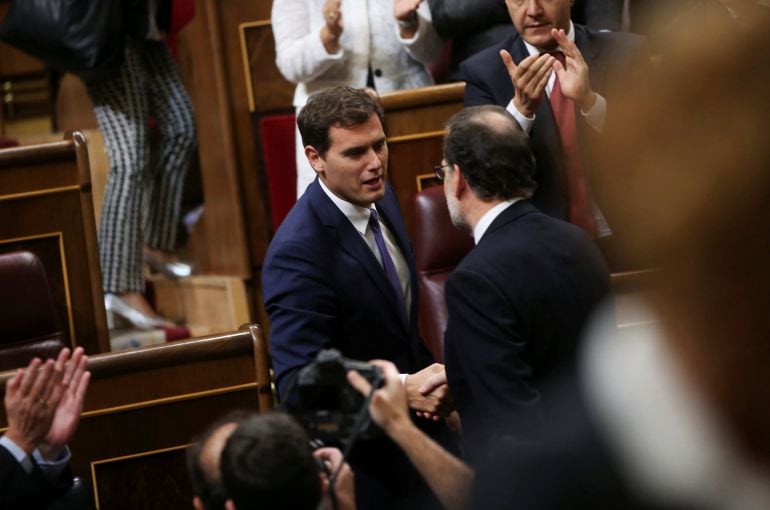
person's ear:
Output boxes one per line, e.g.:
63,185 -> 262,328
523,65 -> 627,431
451,164 -> 467,199
192,496 -> 204,510
306,146 -> 324,175
225,499 -> 237,510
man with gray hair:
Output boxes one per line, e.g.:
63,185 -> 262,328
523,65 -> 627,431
433,105 -> 610,461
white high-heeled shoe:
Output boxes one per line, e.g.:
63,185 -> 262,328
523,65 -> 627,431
104,293 -> 174,330
144,249 -> 193,279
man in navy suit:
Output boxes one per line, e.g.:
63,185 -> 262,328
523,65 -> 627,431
262,86 -> 451,510
461,0 -> 645,240
437,105 -> 610,462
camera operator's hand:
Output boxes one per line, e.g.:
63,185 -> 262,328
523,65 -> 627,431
405,364 -> 453,417
349,361 -> 474,510
315,447 -> 356,510
348,360 -> 410,436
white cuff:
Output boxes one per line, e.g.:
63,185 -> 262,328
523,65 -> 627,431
33,446 -> 71,483
397,15 -> 422,44
581,93 -> 607,133
507,100 -> 535,135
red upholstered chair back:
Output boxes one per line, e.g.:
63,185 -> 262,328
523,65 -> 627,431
0,251 -> 65,371
260,114 -> 297,232
413,186 -> 474,362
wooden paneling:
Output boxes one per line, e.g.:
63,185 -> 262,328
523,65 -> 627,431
388,134 -> 446,239
379,83 -> 465,236
240,21 -> 294,114
381,83 -> 466,137
0,325 -> 274,510
92,445 -> 192,510
176,0 -> 275,278
0,132 -> 109,354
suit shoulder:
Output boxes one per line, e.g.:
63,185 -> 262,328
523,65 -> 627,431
266,196 -> 324,256
586,26 -> 646,56
459,34 -> 516,77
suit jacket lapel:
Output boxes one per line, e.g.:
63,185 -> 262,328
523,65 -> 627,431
308,182 -> 410,334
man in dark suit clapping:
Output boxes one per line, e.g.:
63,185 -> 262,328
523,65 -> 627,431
461,0 -> 645,242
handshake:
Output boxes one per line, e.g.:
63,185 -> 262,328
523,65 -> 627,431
348,359 -> 453,434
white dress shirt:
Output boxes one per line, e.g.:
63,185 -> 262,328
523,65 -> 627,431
318,179 -> 412,315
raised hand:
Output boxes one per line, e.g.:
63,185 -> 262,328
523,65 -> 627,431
39,347 -> 90,460
323,0 -> 343,36
394,0 -> 422,22
500,49 -> 554,118
551,28 -> 596,110
4,355 -> 65,455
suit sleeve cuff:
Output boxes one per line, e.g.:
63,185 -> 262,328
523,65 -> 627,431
0,435 -> 34,474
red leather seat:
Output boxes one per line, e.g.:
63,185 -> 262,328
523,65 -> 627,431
259,114 -> 297,232
413,186 -> 474,362
0,251 -> 65,370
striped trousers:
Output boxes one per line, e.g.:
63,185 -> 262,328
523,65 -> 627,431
88,41 -> 196,294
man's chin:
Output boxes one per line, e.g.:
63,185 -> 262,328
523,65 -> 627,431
523,31 -> 557,51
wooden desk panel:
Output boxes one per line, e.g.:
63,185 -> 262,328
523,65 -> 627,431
0,325 -> 274,510
0,132 -> 108,355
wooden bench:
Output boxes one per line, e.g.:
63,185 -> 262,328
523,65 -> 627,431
0,131 -> 109,355
0,324 -> 273,509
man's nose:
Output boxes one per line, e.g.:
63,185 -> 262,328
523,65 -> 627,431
364,148 -> 382,169
525,0 -> 544,16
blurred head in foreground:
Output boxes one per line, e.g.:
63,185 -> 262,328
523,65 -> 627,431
595,3 -> 770,470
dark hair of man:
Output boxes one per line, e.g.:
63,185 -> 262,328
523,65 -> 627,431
297,85 -> 385,156
187,410 -> 251,510
444,105 -> 536,200
220,412 -> 321,510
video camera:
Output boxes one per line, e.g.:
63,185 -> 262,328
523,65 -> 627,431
294,349 -> 384,441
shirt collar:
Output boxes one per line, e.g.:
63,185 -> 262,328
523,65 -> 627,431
473,198 -> 524,244
523,20 -> 575,57
319,178 -> 372,235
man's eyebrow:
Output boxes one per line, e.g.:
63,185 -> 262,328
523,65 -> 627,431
340,145 -> 368,156
340,137 -> 386,156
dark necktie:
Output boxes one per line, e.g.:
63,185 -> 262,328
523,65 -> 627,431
549,51 -> 598,238
369,208 -> 406,318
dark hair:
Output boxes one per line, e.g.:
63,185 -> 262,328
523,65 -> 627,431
444,105 -> 536,200
297,86 -> 385,155
187,410 -> 251,510
220,413 -> 321,510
